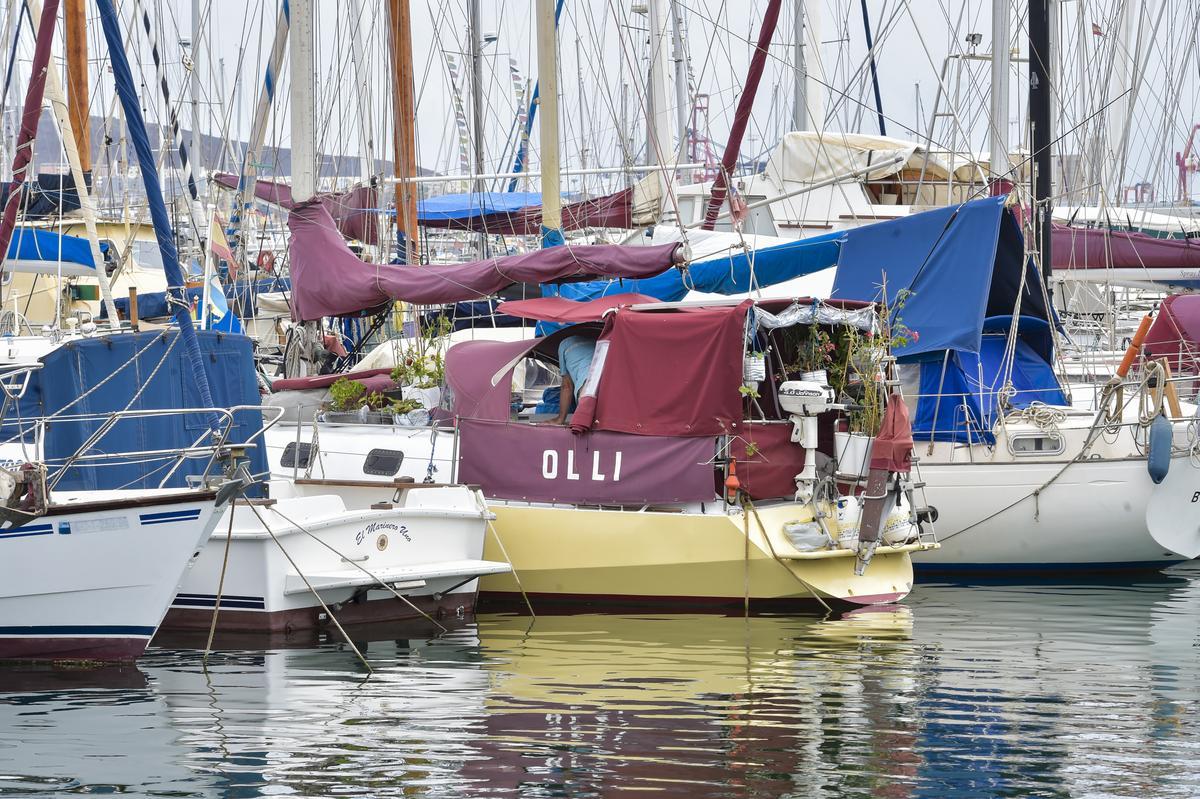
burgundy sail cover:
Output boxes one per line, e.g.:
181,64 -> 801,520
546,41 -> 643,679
288,201 -> 680,320
869,393 -> 914,473
213,173 -> 381,245
1053,225 -> 1200,272
570,301 -> 751,437
458,418 -> 717,504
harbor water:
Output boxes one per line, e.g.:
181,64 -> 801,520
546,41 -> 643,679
2,567 -> 1199,798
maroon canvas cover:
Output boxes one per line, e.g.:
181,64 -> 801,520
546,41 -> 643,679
212,173 -> 381,245
287,201 -> 681,320
571,301 -> 751,437
272,367 -> 394,393
1145,294 -> 1200,377
735,422 -> 805,500
869,394 -> 914,473
445,338 -> 540,422
423,187 -> 635,235
496,293 -> 659,324
1052,225 -> 1200,271
457,418 -> 717,504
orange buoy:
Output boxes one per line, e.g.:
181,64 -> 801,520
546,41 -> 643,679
725,460 -> 741,503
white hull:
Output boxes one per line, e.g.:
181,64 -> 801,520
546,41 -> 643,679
165,481 -> 508,632
0,490 -> 222,661
915,457 -> 1184,569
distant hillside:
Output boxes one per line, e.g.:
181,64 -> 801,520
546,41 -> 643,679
23,109 -> 434,183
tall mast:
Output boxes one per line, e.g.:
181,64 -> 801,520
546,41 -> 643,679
65,0 -> 90,173
700,0 -> 782,230
792,0 -> 807,131
190,0 -> 204,196
26,0 -> 119,324
289,0 -> 315,204
0,0 -> 60,284
1030,0 -> 1052,287
95,0 -> 215,411
508,0 -> 564,192
387,0 -> 418,263
535,0 -> 561,246
467,0 -> 489,257
989,0 -> 1009,188
859,0 -> 885,136
669,1 -> 688,148
645,0 -> 674,168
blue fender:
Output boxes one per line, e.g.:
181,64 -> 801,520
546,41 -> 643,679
1148,413 -> 1172,484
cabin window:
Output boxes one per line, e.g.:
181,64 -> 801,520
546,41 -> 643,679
1008,434 -> 1064,457
280,441 -> 314,469
363,448 -> 404,476
675,196 -> 697,224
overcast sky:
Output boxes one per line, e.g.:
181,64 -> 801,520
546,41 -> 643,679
20,0 -> 1200,200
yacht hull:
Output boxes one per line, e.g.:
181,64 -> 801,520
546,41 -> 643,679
0,491 -> 221,662
914,457 -> 1185,569
480,502 -> 926,610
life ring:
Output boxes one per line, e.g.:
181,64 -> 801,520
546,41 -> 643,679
257,250 -> 276,272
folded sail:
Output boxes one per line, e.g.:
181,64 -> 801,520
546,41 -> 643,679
287,200 -> 681,320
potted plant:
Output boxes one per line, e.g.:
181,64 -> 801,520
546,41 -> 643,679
835,290 -> 916,480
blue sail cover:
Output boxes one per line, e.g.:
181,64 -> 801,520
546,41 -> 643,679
554,231 -> 843,304
102,277 -> 291,320
418,192 -> 543,223
10,331 -> 266,492
8,227 -> 106,266
832,196 -> 1051,357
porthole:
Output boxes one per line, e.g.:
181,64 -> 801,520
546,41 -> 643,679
280,441 -> 314,468
363,448 -> 404,476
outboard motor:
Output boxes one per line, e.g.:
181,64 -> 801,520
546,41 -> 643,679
778,380 -> 835,502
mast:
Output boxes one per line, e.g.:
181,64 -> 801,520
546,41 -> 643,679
508,0 -> 564,192
289,0 -> 315,204
535,0 -> 562,246
468,0 -> 488,257
231,0 -> 290,263
65,0 -> 90,173
792,0 -> 807,131
989,0 -> 1009,188
189,0 -> 204,196
1030,0 -> 1052,287
859,0 -> 885,136
645,0 -> 674,168
94,0 -> 216,410
700,0 -> 782,230
669,1 -> 688,148
386,0 -> 418,263
25,0 -> 119,324
0,0 -> 60,286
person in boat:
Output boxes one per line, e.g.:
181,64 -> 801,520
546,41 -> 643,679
554,334 -> 597,425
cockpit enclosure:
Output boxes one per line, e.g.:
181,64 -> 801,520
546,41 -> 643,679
446,295 -> 908,506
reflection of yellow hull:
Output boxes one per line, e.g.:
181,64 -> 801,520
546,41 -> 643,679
480,503 -> 929,608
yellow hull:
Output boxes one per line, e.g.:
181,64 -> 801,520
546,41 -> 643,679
480,502 -> 930,609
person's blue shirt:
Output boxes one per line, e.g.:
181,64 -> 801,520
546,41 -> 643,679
557,335 -> 597,399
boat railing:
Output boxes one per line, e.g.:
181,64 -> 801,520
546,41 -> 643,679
10,404 -> 285,491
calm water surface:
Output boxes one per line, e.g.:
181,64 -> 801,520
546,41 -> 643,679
2,567 -> 1200,798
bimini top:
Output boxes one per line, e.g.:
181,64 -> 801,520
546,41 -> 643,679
286,200 -> 683,320
496,293 -> 659,323
832,195 -> 1052,358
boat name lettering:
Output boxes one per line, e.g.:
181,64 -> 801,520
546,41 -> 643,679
541,449 -> 623,482
357,522 -> 411,544
1192,492 -> 1200,503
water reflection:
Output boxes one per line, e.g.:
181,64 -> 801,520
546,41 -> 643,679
0,566 -> 1196,797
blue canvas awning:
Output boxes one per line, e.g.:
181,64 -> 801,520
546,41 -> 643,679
831,196 -> 1051,358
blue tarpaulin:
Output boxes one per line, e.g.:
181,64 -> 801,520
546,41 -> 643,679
906,318 -> 1066,445
8,227 -> 107,266
418,192 -> 543,223
832,196 -> 1051,357
10,331 -> 266,492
